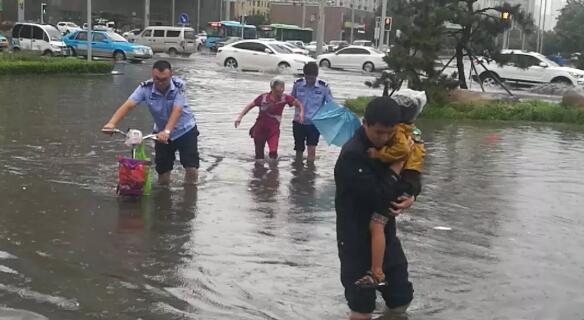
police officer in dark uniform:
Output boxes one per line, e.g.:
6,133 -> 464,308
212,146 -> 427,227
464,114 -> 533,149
335,97 -> 417,319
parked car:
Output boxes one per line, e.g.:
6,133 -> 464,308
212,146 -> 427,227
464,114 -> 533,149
57,22 -> 81,35
64,30 -> 153,62
353,40 -> 373,47
122,29 -> 142,42
328,40 -> 349,52
212,36 -> 241,52
286,40 -> 306,49
133,26 -> 197,56
11,23 -> 70,56
0,32 -> 8,51
475,50 -> 584,87
317,45 -> 387,72
217,39 -> 315,73
279,41 -> 309,55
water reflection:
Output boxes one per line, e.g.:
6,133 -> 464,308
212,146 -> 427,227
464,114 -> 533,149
288,159 -> 317,214
248,161 -> 281,206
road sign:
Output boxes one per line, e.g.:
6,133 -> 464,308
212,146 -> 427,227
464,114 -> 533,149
178,13 -> 189,25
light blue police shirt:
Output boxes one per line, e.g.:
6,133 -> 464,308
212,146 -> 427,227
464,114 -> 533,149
290,78 -> 333,125
128,76 -> 196,140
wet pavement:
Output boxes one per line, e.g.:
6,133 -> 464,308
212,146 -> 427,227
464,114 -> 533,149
1,54 -> 584,320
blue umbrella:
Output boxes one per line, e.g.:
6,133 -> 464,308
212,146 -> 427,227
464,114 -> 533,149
311,101 -> 362,147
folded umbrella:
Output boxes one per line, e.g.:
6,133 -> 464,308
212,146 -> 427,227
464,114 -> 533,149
311,101 -> 362,147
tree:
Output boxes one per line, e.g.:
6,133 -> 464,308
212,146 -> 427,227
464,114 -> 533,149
366,0 -> 458,99
445,1 -> 533,89
367,0 -> 534,96
554,0 -> 584,55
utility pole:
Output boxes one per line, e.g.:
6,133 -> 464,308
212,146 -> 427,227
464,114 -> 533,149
40,3 -> 45,24
350,0 -> 355,43
224,0 -> 229,21
17,0 -> 25,22
316,0 -> 326,56
301,3 -> 306,28
539,0 -> 548,53
378,0 -> 387,49
172,0 -> 175,26
144,0 -> 150,28
196,0 -> 201,33
87,0 -> 92,62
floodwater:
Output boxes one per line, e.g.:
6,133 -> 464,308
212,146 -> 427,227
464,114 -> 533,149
1,55 -> 584,320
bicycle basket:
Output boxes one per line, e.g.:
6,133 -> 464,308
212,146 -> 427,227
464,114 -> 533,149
117,157 -> 151,196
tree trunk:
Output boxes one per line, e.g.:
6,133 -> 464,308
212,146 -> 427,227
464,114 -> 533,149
456,44 -> 468,89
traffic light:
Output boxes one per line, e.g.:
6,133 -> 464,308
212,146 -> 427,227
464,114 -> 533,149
500,11 -> 511,21
384,17 -> 393,31
41,3 -> 47,15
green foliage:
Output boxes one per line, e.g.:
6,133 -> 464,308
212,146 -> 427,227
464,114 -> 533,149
446,1 -> 534,88
344,96 -> 584,124
0,52 -> 113,75
554,0 -> 584,55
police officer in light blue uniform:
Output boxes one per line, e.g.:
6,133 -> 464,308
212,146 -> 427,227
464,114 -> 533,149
291,62 -> 333,162
102,60 -> 199,185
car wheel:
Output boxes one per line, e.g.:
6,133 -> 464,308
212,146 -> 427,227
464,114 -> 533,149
113,51 -> 126,61
197,44 -> 202,51
319,59 -> 331,68
480,72 -> 499,87
168,48 -> 178,57
69,47 -> 77,57
224,57 -> 238,69
12,47 -> 20,52
42,50 -> 54,57
551,77 -> 573,86
363,62 -> 375,72
278,62 -> 291,73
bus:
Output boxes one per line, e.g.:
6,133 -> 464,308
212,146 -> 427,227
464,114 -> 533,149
205,21 -> 257,49
257,24 -> 313,43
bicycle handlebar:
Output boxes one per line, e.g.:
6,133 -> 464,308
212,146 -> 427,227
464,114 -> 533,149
101,128 -> 158,141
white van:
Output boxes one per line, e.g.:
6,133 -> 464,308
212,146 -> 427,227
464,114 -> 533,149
11,23 -> 69,56
134,26 -> 197,56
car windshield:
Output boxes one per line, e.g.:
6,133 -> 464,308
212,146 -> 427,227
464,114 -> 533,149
45,26 -> 62,41
108,32 -> 127,42
270,44 -> 293,54
532,53 -> 560,67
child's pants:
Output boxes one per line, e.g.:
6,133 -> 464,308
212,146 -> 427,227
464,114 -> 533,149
251,119 -> 280,159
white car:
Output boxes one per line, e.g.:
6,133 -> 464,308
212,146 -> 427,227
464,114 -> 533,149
134,26 -> 197,56
56,22 -> 81,35
353,40 -> 373,47
122,29 -> 142,42
475,50 -> 584,87
278,41 -> 309,55
217,39 -> 315,73
317,45 -> 387,72
328,40 -> 349,52
286,40 -> 305,49
11,23 -> 70,56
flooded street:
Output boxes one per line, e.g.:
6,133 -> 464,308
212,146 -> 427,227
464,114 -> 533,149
1,55 -> 584,320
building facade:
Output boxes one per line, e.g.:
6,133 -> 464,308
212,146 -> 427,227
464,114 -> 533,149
233,0 -> 271,17
270,1 -> 375,42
